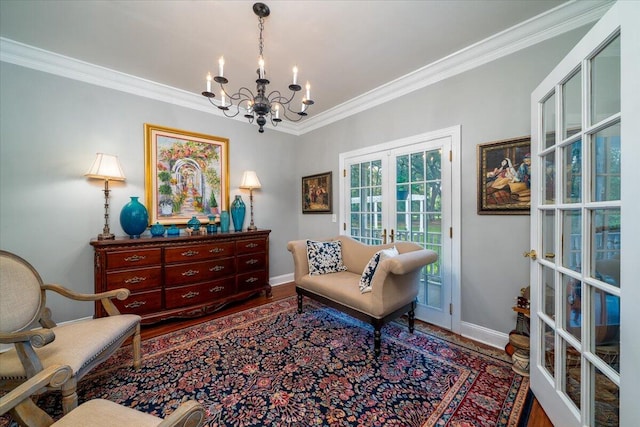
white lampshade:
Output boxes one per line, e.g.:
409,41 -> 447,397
85,153 -> 126,181
239,170 -> 262,190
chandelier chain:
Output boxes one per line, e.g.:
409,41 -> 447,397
258,16 -> 264,58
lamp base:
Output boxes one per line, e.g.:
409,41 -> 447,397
97,232 -> 115,240
247,224 -> 258,231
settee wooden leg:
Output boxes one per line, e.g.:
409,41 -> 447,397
408,307 -> 415,334
132,324 -> 141,370
374,328 -> 381,356
297,293 -> 303,314
60,376 -> 78,414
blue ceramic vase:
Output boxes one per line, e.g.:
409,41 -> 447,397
187,216 -> 201,231
207,215 -> 217,234
150,222 -> 165,237
220,211 -> 230,233
120,196 -> 149,238
230,195 -> 246,232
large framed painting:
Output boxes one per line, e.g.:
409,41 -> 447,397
302,172 -> 332,214
477,136 -> 531,215
144,124 -> 229,225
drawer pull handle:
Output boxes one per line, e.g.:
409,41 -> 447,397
210,265 -> 225,272
124,255 -> 146,262
124,276 -> 146,284
210,247 -> 224,253
209,286 -> 225,293
245,277 -> 258,283
124,301 -> 146,309
182,291 -> 200,299
245,243 -> 259,249
182,269 -> 199,277
246,259 -> 259,265
181,250 -> 200,257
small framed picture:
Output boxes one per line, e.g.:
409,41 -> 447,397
477,136 -> 531,215
302,172 -> 332,214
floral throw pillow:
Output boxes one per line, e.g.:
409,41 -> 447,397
306,240 -> 348,276
359,246 -> 399,293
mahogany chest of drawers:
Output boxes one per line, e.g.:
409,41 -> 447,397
90,230 -> 271,324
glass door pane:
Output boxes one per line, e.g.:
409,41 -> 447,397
349,160 -> 383,245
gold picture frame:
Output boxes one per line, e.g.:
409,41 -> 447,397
302,172 -> 332,214
144,123 -> 229,225
477,136 -> 531,215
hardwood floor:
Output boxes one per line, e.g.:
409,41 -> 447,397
140,282 -> 553,427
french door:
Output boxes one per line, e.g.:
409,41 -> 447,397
339,127 -> 460,330
529,3 -> 635,425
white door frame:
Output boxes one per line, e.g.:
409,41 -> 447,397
338,125 -> 461,333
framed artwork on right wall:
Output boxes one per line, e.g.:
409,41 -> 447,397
477,136 -> 531,215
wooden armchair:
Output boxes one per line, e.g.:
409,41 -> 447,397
0,250 -> 141,414
0,365 -> 205,427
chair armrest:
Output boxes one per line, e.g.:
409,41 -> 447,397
0,365 -> 72,416
42,284 -> 130,316
382,249 -> 438,276
0,328 -> 54,347
287,240 -> 311,283
157,400 -> 206,427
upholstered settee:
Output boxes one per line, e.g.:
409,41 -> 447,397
287,236 -> 438,355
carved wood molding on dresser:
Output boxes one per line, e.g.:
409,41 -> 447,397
90,230 -> 271,325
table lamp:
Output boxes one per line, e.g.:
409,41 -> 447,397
239,170 -> 262,231
85,153 -> 126,240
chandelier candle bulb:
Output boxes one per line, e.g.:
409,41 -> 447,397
306,82 -> 310,100
218,57 -> 224,77
206,73 -> 212,93
292,66 -> 298,85
275,105 -> 279,119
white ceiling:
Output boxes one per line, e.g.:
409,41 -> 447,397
0,1 -> 608,132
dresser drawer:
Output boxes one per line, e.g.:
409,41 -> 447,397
237,270 -> 267,293
164,257 -> 235,285
236,238 -> 266,255
114,289 -> 162,315
165,283 -> 209,309
237,253 -> 266,272
165,242 -> 235,263
106,248 -> 161,269
106,266 -> 161,291
204,277 -> 236,300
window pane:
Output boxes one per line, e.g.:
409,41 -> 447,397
562,209 -> 582,272
565,341 -> 581,411
563,140 -> 582,203
591,208 -> 620,288
542,266 -> 555,318
593,366 -> 619,426
543,152 -> 556,204
350,164 -> 360,188
564,275 -> 582,342
543,93 -> 556,149
563,70 -> 582,138
543,323 -> 555,378
542,210 -> 555,261
592,287 -> 620,349
396,155 -> 409,184
411,152 -> 425,182
593,123 -> 621,202
591,35 -> 620,124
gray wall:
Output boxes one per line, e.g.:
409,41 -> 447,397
294,27 -> 589,334
1,25 -> 588,336
0,63 -> 298,323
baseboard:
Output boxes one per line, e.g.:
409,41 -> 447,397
270,273 -> 294,287
460,321 -> 509,350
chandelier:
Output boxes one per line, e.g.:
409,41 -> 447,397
202,2 -> 314,133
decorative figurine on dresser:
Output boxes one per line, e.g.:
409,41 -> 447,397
90,229 -> 271,324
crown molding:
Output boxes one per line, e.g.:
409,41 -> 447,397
0,1 -> 611,136
297,0 -> 613,134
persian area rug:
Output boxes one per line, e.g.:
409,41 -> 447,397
3,297 -> 529,427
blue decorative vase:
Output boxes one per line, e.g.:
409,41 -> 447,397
187,216 -> 201,231
230,195 -> 246,232
120,196 -> 149,238
167,224 -> 180,236
207,215 -> 217,234
220,211 -> 230,233
150,222 -> 165,237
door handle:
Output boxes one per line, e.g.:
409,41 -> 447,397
523,250 -> 537,260
382,228 -> 387,244
390,229 -> 395,243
